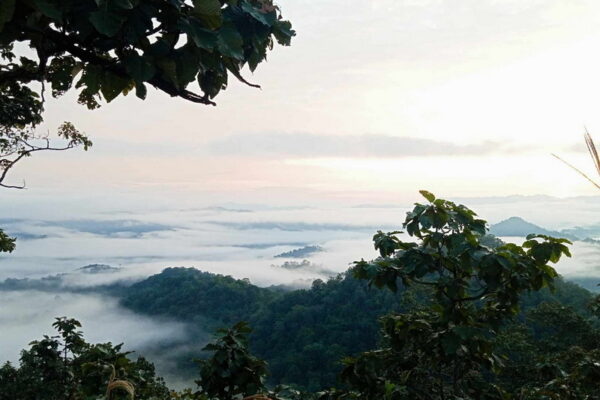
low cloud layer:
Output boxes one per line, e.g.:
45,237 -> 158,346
2,196 -> 600,286
206,220 -> 393,232
206,133 -> 509,158
0,290 -> 191,370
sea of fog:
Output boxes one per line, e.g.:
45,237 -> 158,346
1,194 -> 600,385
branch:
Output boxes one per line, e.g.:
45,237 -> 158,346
228,66 -> 261,89
18,27 -> 217,106
0,143 -> 75,189
0,68 -> 41,86
0,181 -> 26,189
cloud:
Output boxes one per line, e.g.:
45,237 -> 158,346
0,218 -> 176,241
205,133 -> 510,159
0,290 -> 194,385
48,219 -> 175,238
206,220 -> 392,232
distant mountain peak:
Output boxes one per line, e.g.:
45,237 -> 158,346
490,217 -> 577,240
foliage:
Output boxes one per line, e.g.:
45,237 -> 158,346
194,322 -> 268,400
0,0 -> 294,108
121,267 -> 279,326
0,317 -> 170,400
120,267 -> 429,390
0,228 -> 16,253
0,99 -> 92,247
0,41 -> 93,191
340,191 -> 572,399
0,120 -> 92,188
118,264 -> 594,392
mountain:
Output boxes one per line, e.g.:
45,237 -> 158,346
490,216 -> 577,239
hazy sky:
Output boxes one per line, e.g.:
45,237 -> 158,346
2,0 -> 600,210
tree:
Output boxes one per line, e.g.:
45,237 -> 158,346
0,0 -> 295,108
0,66 -> 92,250
339,191 -> 572,399
0,317 -> 171,400
195,322 -> 269,400
1,120 -> 92,189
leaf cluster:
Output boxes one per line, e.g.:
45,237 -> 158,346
0,0 -> 294,108
345,191 -> 573,399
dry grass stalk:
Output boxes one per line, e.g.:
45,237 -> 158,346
105,365 -> 135,400
552,130 -> 600,190
584,128 -> 600,176
551,153 -> 600,190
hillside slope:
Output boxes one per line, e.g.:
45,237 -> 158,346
118,267 -> 594,391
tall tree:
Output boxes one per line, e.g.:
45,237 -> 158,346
340,191 -> 572,399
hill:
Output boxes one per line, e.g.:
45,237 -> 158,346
490,216 -> 577,239
118,267 -> 595,391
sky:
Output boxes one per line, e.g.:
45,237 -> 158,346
4,0 -> 600,207
4,0 -> 600,291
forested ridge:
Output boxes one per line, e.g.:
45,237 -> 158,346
119,264 -> 597,392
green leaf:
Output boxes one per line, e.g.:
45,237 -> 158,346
273,20 -> 294,46
179,18 -> 218,50
100,72 -> 131,102
419,190 -> 435,202
135,82 -> 147,99
0,0 -> 15,31
76,65 -> 102,93
33,0 -> 63,20
156,58 -> 178,87
193,0 -> 221,15
89,10 -> 126,37
217,23 -> 244,60
146,39 -> 172,58
240,1 -> 276,26
0,229 -> 16,253
175,47 -> 201,85
192,0 -> 223,29
124,54 -> 156,82
112,0 -> 134,9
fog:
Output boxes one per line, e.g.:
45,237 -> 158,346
2,195 -> 600,285
0,290 -> 197,386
